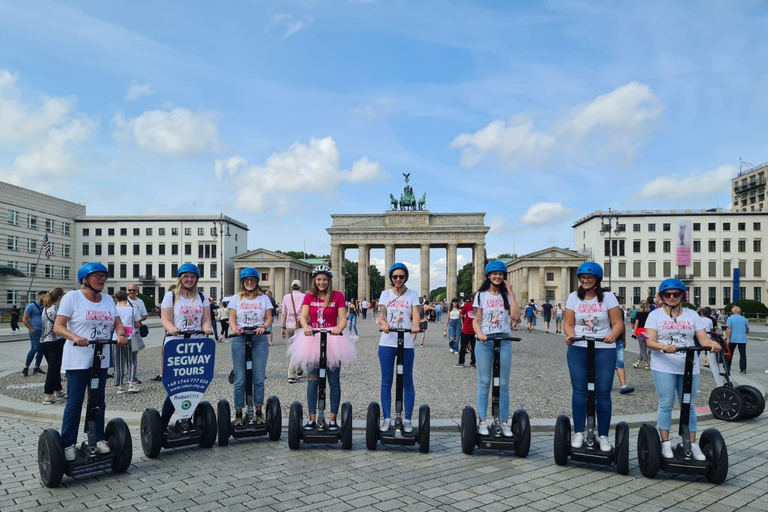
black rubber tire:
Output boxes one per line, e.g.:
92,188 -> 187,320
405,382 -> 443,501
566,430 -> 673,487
288,401 -> 302,450
195,401 -> 218,448
553,414 -> 570,466
615,421 -> 629,475
366,402 -> 380,450
512,409 -> 530,458
267,395 -> 282,441
105,418 -> 132,473
709,386 -> 745,421
736,385 -> 765,420
637,423 -> 661,478
38,428 -> 65,488
140,408 -> 163,458
700,428 -> 729,484
460,406 -> 477,455
418,404 -> 430,454
217,399 -> 231,446
341,402 -> 353,450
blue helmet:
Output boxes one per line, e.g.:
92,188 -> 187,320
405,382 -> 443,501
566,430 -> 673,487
77,262 -> 108,284
389,262 -> 409,279
659,278 -> 686,293
576,262 -> 603,280
485,261 -> 507,277
240,268 -> 260,281
177,263 -> 200,277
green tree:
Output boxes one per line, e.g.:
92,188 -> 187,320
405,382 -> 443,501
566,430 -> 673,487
457,262 -> 475,299
275,250 -> 328,260
430,286 -> 446,301
342,260 -> 384,300
496,253 -> 517,259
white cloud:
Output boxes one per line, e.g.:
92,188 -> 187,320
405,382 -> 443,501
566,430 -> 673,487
352,98 -> 399,117
521,202 -> 577,226
636,165 -> 734,200
111,107 -> 220,156
218,136 -> 386,213
125,81 -> 152,101
450,81 -> 663,170
269,13 -> 314,39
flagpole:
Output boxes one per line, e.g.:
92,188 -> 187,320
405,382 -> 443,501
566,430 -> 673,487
25,239 -> 46,303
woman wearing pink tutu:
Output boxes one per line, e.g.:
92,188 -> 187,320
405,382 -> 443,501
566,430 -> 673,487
287,265 -> 355,431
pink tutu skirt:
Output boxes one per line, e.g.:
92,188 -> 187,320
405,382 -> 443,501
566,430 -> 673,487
286,331 -> 357,370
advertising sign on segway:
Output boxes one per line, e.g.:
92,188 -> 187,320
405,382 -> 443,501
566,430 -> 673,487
162,336 -> 216,420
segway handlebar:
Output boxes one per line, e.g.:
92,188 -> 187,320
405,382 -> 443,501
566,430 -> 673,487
89,338 -> 120,345
172,329 -> 208,336
675,345 -> 710,353
569,335 -> 608,343
482,333 -> 521,342
379,328 -> 423,333
226,327 -> 264,338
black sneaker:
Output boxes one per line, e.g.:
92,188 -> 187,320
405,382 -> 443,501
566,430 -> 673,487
328,421 -> 339,432
255,411 -> 265,424
150,375 -> 162,382
33,367 -> 46,375
303,420 -> 316,431
133,379 -> 142,384
21,367 -> 29,377
234,411 -> 243,426
107,373 -> 114,379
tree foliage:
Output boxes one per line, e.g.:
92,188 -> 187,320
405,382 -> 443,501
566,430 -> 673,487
274,250 -> 328,260
724,299 -> 768,317
343,260 -> 384,301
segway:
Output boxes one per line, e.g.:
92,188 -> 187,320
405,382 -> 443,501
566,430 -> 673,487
461,334 -> 530,457
140,330 -> 217,458
707,332 -> 765,421
38,339 -> 132,488
553,336 -> 629,475
366,328 -> 430,452
288,329 -> 353,450
637,345 -> 729,484
218,328 -> 281,445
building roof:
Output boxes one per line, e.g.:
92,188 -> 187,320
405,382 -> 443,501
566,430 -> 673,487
76,215 -> 249,231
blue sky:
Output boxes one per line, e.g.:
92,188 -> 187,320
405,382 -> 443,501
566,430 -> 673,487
1,0 -> 766,292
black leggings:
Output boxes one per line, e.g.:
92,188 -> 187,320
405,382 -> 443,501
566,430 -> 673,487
459,333 -> 476,365
220,320 -> 229,338
41,339 -> 65,395
727,343 -> 747,372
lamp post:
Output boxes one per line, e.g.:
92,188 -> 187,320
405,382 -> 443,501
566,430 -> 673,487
598,207 -> 623,291
212,213 -> 231,300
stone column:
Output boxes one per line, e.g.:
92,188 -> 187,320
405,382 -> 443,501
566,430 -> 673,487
538,266 -> 546,302
446,243 -> 457,302
561,266 -> 569,302
268,266 -> 275,294
358,244 -> 369,301
338,246 -> 346,298
473,242 -> 486,292
420,243 -> 430,298
283,266 -> 292,298
384,243 -> 395,289
521,267 -> 529,303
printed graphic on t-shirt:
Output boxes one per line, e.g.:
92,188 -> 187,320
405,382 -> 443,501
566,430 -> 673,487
86,310 -> 114,340
576,302 -> 605,333
660,320 -> 693,355
483,297 -> 506,332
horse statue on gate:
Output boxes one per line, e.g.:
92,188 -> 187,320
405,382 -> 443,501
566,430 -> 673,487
389,193 -> 398,210
417,193 -> 427,210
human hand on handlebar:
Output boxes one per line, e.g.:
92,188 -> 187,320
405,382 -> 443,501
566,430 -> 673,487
476,332 -> 488,342
411,325 -> 420,335
74,335 -> 89,347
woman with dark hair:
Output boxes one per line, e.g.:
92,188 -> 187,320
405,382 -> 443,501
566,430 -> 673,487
563,262 -> 624,452
443,298 -> 462,354
632,299 -> 651,369
471,261 -> 521,436
40,288 -> 66,404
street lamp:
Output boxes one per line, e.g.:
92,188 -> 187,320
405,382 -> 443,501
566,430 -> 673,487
598,207 -> 623,291
212,213 -> 231,300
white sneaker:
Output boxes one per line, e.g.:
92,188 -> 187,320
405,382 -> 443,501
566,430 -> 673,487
403,420 -> 413,433
571,432 -> 584,449
661,441 -> 674,459
64,445 -> 76,461
691,443 -> 706,461
501,422 -> 513,437
96,440 -> 111,454
598,435 -> 611,452
477,421 -> 489,436
379,418 -> 391,432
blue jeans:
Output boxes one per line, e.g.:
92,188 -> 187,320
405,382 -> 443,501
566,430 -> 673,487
615,342 -> 625,369
307,366 -> 341,416
652,370 -> 700,432
436,311 -> 442,322
61,368 -> 107,447
378,346 -> 415,420
25,330 -> 43,368
567,346 -> 614,437
348,313 -> 358,336
231,334 -> 269,409
448,319 -> 461,351
475,336 -> 512,422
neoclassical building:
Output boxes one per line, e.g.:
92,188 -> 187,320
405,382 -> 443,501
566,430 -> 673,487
231,248 -> 315,299
507,247 -> 587,304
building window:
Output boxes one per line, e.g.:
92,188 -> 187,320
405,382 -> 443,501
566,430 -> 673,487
120,244 -> 127,255
754,261 -> 762,278
633,241 -> 641,253
120,264 -> 127,279
753,222 -> 761,231
210,264 -> 217,279
210,227 -> 217,236
633,261 -> 641,277
46,219 -> 55,232
120,228 -> 127,236
62,267 -> 70,279
723,240 -> 730,252
131,228 -> 139,236
661,223 -> 670,232
7,210 -> 18,225
617,287 -> 626,303
693,223 -> 700,231
618,262 -> 626,278
94,243 -> 102,256
158,264 -> 166,278
754,240 -> 761,252
146,243 -> 153,255
82,228 -> 90,236
693,261 -> 701,277
108,228 -> 114,236
198,264 -> 205,278
28,239 -> 37,253
172,228 -> 179,236
210,286 -> 218,300
95,228 -> 102,236
648,223 -> 656,232
133,264 -> 140,278
723,287 -> 731,304
105,244 -> 113,256
6,290 -> 19,306
82,244 -> 89,256
184,228 -> 191,236
62,244 -> 70,258
43,265 -> 54,278
738,222 -> 746,231
185,244 -> 192,255
723,261 -> 731,277
197,228 -> 205,236
7,236 -> 18,251
133,244 -> 140,255
648,261 -> 656,278
738,240 -> 746,252
172,244 -> 179,255
662,241 -> 671,253
663,261 -> 671,277
159,228 -> 166,236
146,228 -> 153,236
546,272 -> 554,281
723,222 -> 730,231
145,263 -> 153,278
738,261 -> 746,278
648,241 -> 656,253
107,263 -> 114,278
28,215 -> 37,229
632,287 -> 641,304
740,287 -> 746,300
708,287 -> 717,306
693,287 -> 701,304
708,240 -> 716,252
27,263 -> 37,277
62,222 -> 70,236
754,287 -> 762,303
693,240 -> 701,253
708,261 -> 716,277
171,263 -> 178,276
159,244 -> 165,255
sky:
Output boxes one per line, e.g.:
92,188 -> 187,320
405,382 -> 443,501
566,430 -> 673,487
1,0 -> 767,293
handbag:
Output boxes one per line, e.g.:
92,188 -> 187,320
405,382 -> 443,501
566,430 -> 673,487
139,324 -> 149,337
130,305 -> 146,351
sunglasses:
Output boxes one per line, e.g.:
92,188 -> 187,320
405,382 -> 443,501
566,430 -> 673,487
128,289 -> 138,292
391,274 -> 407,280
662,291 -> 683,299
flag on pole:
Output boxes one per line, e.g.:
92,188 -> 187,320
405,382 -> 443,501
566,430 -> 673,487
43,234 -> 51,260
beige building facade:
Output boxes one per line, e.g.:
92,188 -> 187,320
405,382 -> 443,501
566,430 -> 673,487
231,248 -> 314,300
507,247 -> 587,304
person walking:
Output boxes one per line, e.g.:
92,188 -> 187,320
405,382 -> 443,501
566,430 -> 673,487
541,299 -> 553,334
725,306 -> 750,374
434,301 -> 443,323
632,299 -> 651,369
347,300 -> 359,339
443,299 -> 462,354
525,300 -> 536,332
209,298 -> 219,341
40,288 -> 67,404
417,297 -> 428,347
10,305 -> 21,331
218,300 -> 230,342
126,284 -> 147,383
113,290 -> 141,394
281,279 -> 306,383
458,295 -> 477,368
22,291 -> 47,376
554,303 -> 564,334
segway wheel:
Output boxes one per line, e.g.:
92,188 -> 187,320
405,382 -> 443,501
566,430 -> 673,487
553,415 -> 570,466
194,401 -> 218,448
266,395 -> 282,441
637,423 -> 661,478
288,401 -> 302,450
366,402 -> 380,451
418,404 -> 430,454
38,428 -> 65,488
217,399 -> 231,446
341,402 -> 353,450
615,421 -> 629,475
140,408 -> 163,458
700,428 -> 728,484
105,418 -> 132,473
709,386 -> 745,421
735,385 -> 765,419
512,409 -> 530,458
460,406 -> 477,455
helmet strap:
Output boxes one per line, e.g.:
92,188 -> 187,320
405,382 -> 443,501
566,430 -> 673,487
82,277 -> 101,297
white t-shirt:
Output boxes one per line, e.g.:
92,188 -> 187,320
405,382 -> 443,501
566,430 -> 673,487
228,294 -> 272,328
129,298 -> 148,318
378,288 -> 420,348
281,291 -> 306,329
161,290 -> 209,333
58,291 -> 117,370
473,290 -> 511,335
565,291 -> 620,349
114,304 -> 137,338
645,308 -> 705,375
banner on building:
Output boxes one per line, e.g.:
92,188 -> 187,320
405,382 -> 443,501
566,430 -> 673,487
675,218 -> 691,266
